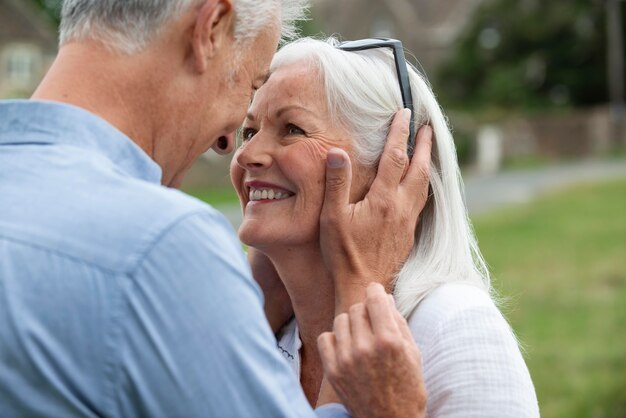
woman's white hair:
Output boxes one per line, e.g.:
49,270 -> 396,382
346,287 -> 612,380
59,0 -> 309,55
271,37 -> 491,317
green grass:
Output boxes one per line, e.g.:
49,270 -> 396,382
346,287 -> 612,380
184,180 -> 626,416
182,185 -> 239,207
473,179 -> 626,418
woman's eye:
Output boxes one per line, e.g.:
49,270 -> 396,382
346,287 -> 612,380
242,127 -> 257,141
286,124 -> 305,136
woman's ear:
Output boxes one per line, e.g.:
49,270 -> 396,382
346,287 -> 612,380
191,0 -> 235,73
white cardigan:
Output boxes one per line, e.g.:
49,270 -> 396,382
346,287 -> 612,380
276,283 -> 540,417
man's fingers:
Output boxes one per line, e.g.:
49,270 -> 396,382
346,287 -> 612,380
349,303 -> 372,349
322,148 -> 352,222
365,283 -> 400,336
333,313 -> 353,368
370,109 -> 411,194
389,294 -> 414,342
317,332 -> 338,376
400,125 -> 432,206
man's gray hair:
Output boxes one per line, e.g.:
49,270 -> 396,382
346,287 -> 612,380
59,0 -> 309,54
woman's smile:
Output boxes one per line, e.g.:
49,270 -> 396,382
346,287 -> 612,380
245,181 -> 295,204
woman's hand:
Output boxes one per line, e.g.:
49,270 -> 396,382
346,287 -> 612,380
317,283 -> 427,418
320,110 -> 433,312
247,248 -> 293,333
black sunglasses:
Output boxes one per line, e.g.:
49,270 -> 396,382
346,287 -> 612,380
337,38 -> 416,158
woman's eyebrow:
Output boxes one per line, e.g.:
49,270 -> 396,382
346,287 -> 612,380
275,105 -> 316,119
245,104 -> 317,123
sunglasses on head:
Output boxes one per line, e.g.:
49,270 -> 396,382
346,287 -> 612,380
336,38 -> 416,158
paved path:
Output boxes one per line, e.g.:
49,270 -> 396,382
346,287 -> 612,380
217,158 -> 626,229
464,158 -> 626,215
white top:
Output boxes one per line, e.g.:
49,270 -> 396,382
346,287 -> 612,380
276,283 -> 540,417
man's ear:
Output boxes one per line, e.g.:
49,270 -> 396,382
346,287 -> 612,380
192,0 -> 234,73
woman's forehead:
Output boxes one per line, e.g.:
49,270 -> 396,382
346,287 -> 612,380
249,64 -> 327,118
267,63 -> 320,96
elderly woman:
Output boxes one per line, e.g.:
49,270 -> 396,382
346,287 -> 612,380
230,37 -> 539,417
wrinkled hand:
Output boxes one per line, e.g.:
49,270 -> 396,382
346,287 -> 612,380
247,248 -> 293,333
317,283 -> 427,418
320,109 -> 433,311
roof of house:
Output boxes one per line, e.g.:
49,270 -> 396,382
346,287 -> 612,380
0,0 -> 57,49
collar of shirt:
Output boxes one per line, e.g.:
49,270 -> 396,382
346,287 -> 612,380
276,317 -> 302,379
0,99 -> 162,184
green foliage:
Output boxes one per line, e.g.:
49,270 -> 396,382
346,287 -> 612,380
295,16 -> 322,39
450,125 -> 475,166
31,0 -> 61,25
437,0 -> 611,111
473,178 -> 626,417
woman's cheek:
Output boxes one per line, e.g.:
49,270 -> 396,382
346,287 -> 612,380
297,138 -> 332,162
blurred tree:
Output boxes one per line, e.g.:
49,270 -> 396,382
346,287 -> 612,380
295,13 -> 321,39
32,0 -> 61,25
436,0 -> 612,112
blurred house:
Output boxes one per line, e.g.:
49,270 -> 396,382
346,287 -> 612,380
0,0 -> 57,98
311,0 -> 485,77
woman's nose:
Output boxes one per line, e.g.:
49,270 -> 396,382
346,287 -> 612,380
211,132 -> 236,155
235,135 -> 273,171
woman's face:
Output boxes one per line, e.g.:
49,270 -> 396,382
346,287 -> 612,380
230,62 -> 373,251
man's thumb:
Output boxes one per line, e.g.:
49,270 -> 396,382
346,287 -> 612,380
323,148 -> 352,214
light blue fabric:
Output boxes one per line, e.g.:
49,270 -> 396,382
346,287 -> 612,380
0,100 -> 348,418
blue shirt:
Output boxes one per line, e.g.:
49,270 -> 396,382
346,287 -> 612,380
0,100 -> 347,418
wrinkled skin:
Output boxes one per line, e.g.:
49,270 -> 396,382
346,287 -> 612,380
318,284 -> 427,418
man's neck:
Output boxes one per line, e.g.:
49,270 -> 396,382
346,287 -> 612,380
32,42 -> 166,169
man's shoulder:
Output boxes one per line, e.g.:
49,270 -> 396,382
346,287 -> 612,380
73,180 -> 233,273
1,166 -> 233,274
111,177 -> 217,225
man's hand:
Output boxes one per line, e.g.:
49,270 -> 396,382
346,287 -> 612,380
317,284 -> 427,418
320,109 -> 433,312
247,249 -> 293,333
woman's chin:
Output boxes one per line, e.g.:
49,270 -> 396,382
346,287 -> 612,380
237,229 -> 259,249
238,225 -> 272,252
238,218 -> 319,254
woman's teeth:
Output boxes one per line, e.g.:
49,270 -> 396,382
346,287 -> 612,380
249,188 -> 290,201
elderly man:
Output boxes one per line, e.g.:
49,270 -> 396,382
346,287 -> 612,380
0,0 -> 431,417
